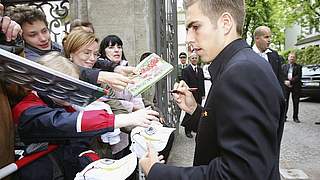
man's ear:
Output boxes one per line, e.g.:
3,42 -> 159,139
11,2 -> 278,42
220,12 -> 233,35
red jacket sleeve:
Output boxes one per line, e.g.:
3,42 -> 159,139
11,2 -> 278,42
12,93 -> 115,142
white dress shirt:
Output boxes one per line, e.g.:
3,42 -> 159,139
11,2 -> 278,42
288,64 -> 293,79
191,64 -> 197,73
252,44 -> 272,62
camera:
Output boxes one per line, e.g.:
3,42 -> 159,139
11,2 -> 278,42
0,31 -> 24,55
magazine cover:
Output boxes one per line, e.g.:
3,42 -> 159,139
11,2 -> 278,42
127,53 -> 174,96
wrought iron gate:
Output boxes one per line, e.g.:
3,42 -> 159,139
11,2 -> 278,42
155,0 -> 179,128
2,0 -> 70,43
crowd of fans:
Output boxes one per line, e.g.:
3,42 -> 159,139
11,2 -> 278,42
0,4 -> 171,180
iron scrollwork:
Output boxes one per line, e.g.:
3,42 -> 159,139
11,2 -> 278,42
2,0 -> 70,43
156,0 -> 178,128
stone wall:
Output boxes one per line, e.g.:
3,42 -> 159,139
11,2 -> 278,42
70,0 -> 156,65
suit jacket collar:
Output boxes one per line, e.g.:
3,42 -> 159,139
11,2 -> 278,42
208,39 -> 250,81
190,64 -> 197,70
286,63 -> 298,70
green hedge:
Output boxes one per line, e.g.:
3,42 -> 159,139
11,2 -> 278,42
280,45 -> 320,65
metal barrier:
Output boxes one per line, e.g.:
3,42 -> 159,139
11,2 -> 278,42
155,0 -> 179,129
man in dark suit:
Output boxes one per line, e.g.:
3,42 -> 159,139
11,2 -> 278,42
140,0 -> 285,179
282,52 -> 302,123
253,26 -> 284,89
181,52 -> 205,138
182,53 -> 205,104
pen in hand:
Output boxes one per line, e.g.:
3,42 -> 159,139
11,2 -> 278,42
169,88 -> 197,94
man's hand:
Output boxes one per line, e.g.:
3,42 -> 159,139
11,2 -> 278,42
97,71 -> 134,91
139,143 -> 165,176
0,3 -> 22,41
172,80 -> 198,114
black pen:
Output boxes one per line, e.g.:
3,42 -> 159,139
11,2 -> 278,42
169,88 -> 198,94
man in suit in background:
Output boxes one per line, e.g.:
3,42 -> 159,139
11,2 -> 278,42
282,51 -> 302,123
177,52 -> 188,81
253,26 -> 284,89
181,52 -> 205,138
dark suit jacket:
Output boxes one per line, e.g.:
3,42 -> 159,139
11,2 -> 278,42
148,39 -> 285,180
282,63 -> 302,91
181,64 -> 205,103
267,50 -> 285,89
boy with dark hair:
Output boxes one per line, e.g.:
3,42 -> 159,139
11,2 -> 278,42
6,5 -> 62,61
6,5 -> 136,91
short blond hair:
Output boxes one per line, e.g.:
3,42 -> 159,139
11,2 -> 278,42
63,29 -> 98,58
254,26 -> 271,38
38,52 -> 80,79
183,0 -> 245,35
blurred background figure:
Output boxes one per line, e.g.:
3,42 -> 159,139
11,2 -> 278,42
282,51 -> 302,123
69,19 -> 95,33
181,52 -> 205,138
177,52 -> 187,81
253,26 -> 284,90
202,63 -> 211,106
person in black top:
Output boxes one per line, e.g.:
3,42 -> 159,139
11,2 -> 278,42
282,51 -> 302,123
253,26 -> 284,90
177,52 -> 188,81
181,52 -> 205,138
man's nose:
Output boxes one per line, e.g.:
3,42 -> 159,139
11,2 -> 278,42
39,34 -> 47,41
186,31 -> 195,51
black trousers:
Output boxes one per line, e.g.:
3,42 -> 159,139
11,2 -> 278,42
284,87 -> 300,119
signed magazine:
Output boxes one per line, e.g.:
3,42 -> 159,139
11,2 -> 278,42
127,53 -> 174,96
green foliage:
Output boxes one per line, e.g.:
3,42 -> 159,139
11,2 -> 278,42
244,0 -> 320,51
280,46 -> 320,65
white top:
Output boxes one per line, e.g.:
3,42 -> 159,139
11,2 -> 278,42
288,64 -> 293,79
252,44 -> 272,62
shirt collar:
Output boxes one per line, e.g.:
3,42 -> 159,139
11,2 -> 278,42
252,44 -> 272,54
208,39 -> 250,80
25,42 -> 62,56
